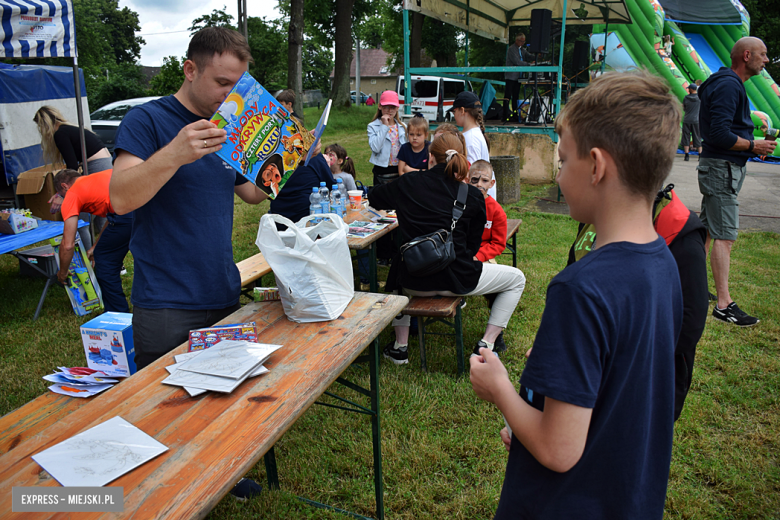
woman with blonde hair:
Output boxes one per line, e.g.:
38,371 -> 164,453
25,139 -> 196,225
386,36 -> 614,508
34,106 -> 112,173
369,132 -> 526,364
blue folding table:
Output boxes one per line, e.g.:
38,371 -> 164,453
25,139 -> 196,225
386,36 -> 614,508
0,219 -> 89,320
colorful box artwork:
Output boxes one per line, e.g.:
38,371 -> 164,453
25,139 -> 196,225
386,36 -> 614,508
210,72 -> 314,199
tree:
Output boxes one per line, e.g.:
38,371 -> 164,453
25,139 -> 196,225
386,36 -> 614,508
303,45 -> 333,92
189,6 -> 235,35
288,0 -> 304,116
330,0 -> 357,107
148,56 -> 186,96
247,17 -> 288,92
421,19 -> 461,66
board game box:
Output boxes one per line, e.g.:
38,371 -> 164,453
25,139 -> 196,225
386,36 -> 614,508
50,234 -> 103,317
210,73 -> 316,198
188,322 -> 259,352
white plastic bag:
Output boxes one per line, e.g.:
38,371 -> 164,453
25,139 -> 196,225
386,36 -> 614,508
256,213 -> 354,322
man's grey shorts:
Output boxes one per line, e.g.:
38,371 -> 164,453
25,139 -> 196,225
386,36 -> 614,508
697,157 -> 746,241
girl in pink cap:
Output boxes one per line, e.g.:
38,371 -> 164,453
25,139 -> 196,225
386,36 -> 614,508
367,90 -> 407,264
367,90 -> 407,187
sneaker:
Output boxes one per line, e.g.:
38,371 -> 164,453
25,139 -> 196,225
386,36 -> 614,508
377,258 -> 391,267
712,302 -> 759,327
120,265 -> 127,276
460,298 -> 467,309
472,339 -> 495,357
708,291 -> 717,303
230,478 -> 262,502
493,331 -> 507,354
684,154 -> 690,161
383,341 -> 409,365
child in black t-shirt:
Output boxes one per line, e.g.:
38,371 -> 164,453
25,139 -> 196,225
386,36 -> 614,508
397,115 -> 429,174
470,71 -> 685,519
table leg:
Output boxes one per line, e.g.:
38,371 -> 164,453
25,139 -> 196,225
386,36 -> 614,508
264,447 -> 280,490
512,233 -> 517,269
33,277 -> 54,322
369,337 -> 384,520
369,245 -> 378,293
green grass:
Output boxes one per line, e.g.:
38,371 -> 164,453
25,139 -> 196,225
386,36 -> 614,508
1,106 -> 779,519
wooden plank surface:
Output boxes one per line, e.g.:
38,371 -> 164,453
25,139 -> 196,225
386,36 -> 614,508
237,252 -> 272,287
402,296 -> 461,317
344,207 -> 398,251
506,218 -> 522,240
0,292 -> 408,520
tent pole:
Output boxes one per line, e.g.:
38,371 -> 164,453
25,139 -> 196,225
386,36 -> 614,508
555,0 -> 568,118
403,8 -> 411,116
72,56 -> 94,240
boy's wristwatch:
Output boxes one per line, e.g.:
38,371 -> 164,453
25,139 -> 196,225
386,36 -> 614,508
748,140 -> 755,152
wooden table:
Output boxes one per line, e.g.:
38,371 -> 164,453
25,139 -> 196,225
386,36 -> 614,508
0,292 -> 408,519
344,207 -> 398,292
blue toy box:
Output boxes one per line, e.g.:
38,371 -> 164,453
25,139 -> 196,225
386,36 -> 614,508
80,312 -> 135,377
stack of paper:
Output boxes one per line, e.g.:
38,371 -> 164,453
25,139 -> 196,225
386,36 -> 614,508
162,340 -> 281,397
44,367 -> 119,398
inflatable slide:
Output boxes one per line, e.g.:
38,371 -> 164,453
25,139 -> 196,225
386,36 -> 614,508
590,0 -> 780,155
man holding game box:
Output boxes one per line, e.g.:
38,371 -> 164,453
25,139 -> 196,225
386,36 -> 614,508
110,28 -> 268,370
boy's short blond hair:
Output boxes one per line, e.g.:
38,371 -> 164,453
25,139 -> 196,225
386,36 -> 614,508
555,70 -> 681,202
407,116 -> 429,135
469,159 -> 493,175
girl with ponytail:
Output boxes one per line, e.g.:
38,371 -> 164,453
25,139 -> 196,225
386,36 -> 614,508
450,91 -> 496,198
325,143 -> 358,191
369,132 -> 526,365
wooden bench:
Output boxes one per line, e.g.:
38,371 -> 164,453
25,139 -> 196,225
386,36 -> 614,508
237,252 -> 273,299
402,296 -> 465,376
503,218 -> 522,268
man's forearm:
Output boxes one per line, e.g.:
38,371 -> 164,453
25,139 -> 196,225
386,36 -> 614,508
110,145 -> 182,215
58,246 -> 75,278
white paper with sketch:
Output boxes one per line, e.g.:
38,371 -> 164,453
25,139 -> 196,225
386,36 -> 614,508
176,341 -> 281,379
31,416 -> 168,487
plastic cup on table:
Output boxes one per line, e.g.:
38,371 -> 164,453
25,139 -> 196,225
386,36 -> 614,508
348,190 -> 363,210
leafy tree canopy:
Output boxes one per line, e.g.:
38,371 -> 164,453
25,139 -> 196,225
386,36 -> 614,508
188,5 -> 236,35
148,56 -> 186,97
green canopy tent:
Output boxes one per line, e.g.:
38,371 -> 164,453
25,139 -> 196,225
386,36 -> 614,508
402,0 -> 632,136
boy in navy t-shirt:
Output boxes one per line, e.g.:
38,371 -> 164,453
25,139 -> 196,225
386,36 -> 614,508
397,115 -> 429,173
470,71 -> 684,519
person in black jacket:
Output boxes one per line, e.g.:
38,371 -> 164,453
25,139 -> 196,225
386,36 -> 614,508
565,185 -> 708,420
698,37 -> 776,326
369,133 -> 526,364
269,145 -> 335,223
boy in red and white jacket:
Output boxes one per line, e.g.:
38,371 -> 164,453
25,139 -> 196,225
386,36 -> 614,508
469,160 -> 507,263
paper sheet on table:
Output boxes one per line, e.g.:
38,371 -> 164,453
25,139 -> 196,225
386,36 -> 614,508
162,362 -> 270,393
32,416 -> 168,487
176,341 -> 281,379
48,383 -> 113,398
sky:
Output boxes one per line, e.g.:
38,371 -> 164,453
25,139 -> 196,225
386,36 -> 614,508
119,0 -> 283,66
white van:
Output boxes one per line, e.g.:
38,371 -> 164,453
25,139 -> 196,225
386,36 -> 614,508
396,75 -> 469,122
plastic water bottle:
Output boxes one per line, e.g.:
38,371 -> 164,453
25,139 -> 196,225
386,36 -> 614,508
309,187 -> 322,222
337,178 -> 348,214
330,184 -> 343,217
318,182 -> 330,214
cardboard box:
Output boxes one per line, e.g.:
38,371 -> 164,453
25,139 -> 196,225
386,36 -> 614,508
15,165 -> 63,221
0,212 -> 38,234
188,322 -> 258,352
17,244 -> 57,278
80,312 -> 135,376
253,287 -> 280,302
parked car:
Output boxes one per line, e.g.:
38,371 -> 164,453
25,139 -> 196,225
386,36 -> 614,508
395,76 -> 469,122
90,96 -> 160,154
350,90 -> 369,104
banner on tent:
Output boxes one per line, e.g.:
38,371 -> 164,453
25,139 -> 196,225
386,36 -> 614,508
0,1 -> 76,59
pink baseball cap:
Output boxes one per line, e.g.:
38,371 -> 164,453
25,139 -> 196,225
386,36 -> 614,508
379,90 -> 400,107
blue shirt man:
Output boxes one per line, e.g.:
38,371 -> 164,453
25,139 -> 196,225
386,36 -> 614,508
110,28 -> 269,369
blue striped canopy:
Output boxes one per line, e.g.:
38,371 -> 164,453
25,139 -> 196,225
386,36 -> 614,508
1,0 -> 76,58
